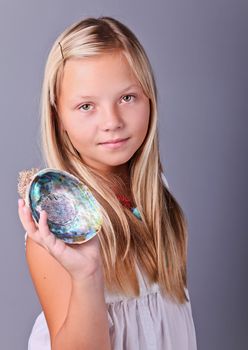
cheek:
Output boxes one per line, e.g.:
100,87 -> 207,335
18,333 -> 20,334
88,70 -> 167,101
133,104 -> 150,137
62,126 -> 87,154
64,118 -> 95,143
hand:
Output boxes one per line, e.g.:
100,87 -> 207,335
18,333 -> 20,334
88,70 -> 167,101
18,198 -> 103,281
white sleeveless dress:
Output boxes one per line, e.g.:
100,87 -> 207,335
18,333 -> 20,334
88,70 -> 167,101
25,174 -> 198,349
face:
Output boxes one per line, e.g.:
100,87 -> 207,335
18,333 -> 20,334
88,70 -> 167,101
57,51 -> 150,174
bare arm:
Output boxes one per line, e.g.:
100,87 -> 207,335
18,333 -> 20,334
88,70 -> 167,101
20,199 -> 111,350
52,266 -> 110,349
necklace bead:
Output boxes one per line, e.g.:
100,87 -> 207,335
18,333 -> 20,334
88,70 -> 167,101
131,207 -> 142,220
116,194 -> 142,221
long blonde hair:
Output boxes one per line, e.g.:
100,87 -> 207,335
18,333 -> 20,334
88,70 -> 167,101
40,16 -> 189,303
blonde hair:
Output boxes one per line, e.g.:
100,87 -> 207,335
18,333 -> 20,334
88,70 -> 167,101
40,16 -> 189,303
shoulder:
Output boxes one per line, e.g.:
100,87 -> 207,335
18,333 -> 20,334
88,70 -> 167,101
161,172 -> 169,189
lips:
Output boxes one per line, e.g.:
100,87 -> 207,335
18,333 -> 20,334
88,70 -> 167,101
98,137 -> 129,149
99,137 -> 129,144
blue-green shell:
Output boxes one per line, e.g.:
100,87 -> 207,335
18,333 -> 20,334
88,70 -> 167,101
27,169 -> 102,244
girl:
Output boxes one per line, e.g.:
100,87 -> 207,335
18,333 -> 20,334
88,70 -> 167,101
18,16 -> 197,350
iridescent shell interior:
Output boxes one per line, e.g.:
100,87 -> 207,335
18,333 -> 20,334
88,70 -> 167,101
27,169 -> 102,244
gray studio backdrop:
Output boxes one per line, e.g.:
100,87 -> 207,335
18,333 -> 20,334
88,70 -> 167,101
1,0 -> 247,349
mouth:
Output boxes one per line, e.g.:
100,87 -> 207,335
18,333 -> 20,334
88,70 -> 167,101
100,137 -> 129,144
98,137 -> 130,149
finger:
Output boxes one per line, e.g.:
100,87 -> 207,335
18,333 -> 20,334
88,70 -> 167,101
18,199 -> 38,235
38,210 -> 65,254
38,210 -> 52,238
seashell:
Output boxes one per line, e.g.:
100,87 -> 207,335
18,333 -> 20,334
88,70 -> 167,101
17,168 -> 40,200
24,168 -> 102,244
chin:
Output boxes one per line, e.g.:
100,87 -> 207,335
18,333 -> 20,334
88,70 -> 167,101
105,153 -> 135,166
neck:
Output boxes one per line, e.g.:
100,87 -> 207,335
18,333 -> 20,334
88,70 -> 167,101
89,162 -> 132,198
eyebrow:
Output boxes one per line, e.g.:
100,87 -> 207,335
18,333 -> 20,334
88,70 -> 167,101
72,84 -> 141,100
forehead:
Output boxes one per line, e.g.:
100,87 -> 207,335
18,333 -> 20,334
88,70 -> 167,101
63,51 -> 133,75
58,52 -> 141,99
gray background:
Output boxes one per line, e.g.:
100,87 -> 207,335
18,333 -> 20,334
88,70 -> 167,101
1,0 -> 247,349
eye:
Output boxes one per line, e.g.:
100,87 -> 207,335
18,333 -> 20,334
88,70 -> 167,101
121,94 -> 136,103
78,103 -> 93,111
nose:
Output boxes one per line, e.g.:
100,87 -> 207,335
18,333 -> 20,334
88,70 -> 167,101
100,104 -> 124,131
